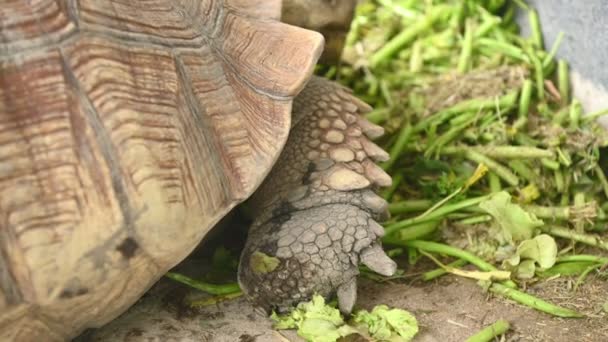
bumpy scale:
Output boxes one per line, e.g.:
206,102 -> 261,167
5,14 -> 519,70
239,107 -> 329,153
238,76 -> 396,314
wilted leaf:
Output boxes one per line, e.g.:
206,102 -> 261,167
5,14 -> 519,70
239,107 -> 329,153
515,259 -> 536,279
271,295 -> 418,342
517,234 -> 557,269
353,305 -> 419,341
271,295 -> 356,342
250,251 -> 280,274
479,191 -> 544,244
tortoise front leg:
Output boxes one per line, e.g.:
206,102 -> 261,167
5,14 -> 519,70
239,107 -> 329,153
238,76 -> 395,314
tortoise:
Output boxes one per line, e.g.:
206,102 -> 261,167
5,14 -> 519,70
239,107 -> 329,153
0,0 -> 396,340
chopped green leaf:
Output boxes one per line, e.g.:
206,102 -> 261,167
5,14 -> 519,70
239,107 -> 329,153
250,251 -> 280,274
517,234 -> 557,269
479,191 -> 544,243
353,305 -> 419,341
271,294 -> 418,342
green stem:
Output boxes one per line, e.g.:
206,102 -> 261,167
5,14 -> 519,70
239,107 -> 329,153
456,214 -> 493,225
541,225 -> 608,251
489,283 -> 583,318
370,6 -> 450,67
382,173 -> 403,201
595,165 -> 608,199
465,319 -> 510,342
464,150 -> 519,186
542,31 -> 564,69
489,173 -> 502,193
558,60 -> 570,104
441,145 -> 554,159
382,239 -> 517,288
165,272 -> 242,295
518,79 -> 533,120
458,19 -> 474,73
389,199 -> 433,215
583,107 -> 608,123
523,205 -> 569,220
423,259 -> 468,281
415,91 -> 518,133
384,195 -> 491,235
383,125 -> 413,170
395,220 -> 441,241
556,255 -> 608,264
508,160 -> 538,183
528,9 -> 543,48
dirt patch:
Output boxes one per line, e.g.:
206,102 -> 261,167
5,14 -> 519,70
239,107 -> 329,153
78,253 -> 607,342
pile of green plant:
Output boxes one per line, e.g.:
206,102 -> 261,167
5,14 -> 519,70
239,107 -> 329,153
167,1 -> 608,341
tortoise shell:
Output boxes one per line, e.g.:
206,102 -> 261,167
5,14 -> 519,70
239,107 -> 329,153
0,0 -> 322,340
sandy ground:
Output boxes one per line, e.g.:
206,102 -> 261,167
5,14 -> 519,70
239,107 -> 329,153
77,251 -> 608,342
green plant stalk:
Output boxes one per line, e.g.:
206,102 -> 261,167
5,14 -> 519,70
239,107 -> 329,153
573,192 -> 586,231
382,239 -> 517,288
457,214 -> 493,225
558,60 -> 570,104
556,255 -> 608,265
366,108 -> 390,124
423,259 -> 468,281
582,107 -> 608,123
370,5 -> 450,67
542,31 -> 564,69
528,9 -> 543,48
382,173 -> 403,201
518,79 -> 533,120
541,158 -> 560,170
573,263 -> 602,292
474,16 -> 501,38
415,91 -> 518,134
541,225 -> 608,251
410,40 -> 424,72
165,272 -> 242,295
554,169 -> 565,193
524,204 -> 570,220
425,119 -> 475,157
441,145 -> 554,159
489,283 -> 583,318
384,195 -> 491,235
508,160 -> 538,183
458,19 -> 474,73
383,124 -> 413,170
526,46 -> 545,100
476,38 -> 529,62
465,319 -> 510,342
569,99 -> 582,129
464,150 -> 519,186
396,220 -> 441,241
489,172 -> 501,193
595,165 -> 608,199
556,147 -> 572,167
389,199 -> 434,215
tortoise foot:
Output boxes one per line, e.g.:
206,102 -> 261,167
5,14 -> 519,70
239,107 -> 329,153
238,195 -> 396,314
238,76 -> 394,314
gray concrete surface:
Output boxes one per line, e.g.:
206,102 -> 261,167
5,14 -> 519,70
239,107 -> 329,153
516,0 -> 608,127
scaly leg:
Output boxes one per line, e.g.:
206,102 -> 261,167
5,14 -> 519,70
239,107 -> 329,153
238,76 -> 395,314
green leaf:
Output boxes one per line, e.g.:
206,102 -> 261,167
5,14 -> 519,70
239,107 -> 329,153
353,305 -> 419,341
250,251 -> 280,274
516,234 -> 557,269
479,191 -> 544,244
271,295 -> 356,342
515,259 -> 536,279
538,261 -> 601,278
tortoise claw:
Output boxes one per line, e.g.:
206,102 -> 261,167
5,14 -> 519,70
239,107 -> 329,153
360,243 -> 397,276
337,277 -> 358,314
